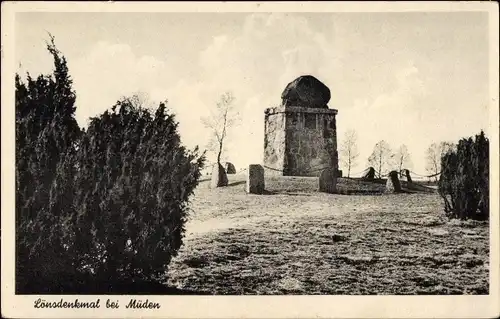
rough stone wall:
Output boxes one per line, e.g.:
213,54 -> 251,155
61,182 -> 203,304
284,109 -> 338,177
263,106 -> 338,177
263,108 -> 287,176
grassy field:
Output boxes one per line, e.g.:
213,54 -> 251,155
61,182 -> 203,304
166,173 -> 489,295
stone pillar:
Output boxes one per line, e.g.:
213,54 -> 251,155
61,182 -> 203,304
403,169 -> 412,183
319,168 -> 337,194
363,167 -> 376,181
210,163 -> 228,188
386,170 -> 402,193
225,162 -> 236,174
246,164 -> 265,194
263,106 -> 338,177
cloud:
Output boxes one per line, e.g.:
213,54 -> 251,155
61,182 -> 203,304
338,61 -> 431,172
193,13 -> 338,167
66,13 -> 433,172
62,12 -> 488,175
70,41 -> 172,126
69,40 -> 221,159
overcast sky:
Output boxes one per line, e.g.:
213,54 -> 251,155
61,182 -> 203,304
15,11 -> 491,174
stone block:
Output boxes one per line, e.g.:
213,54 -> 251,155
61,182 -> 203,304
386,170 -> 402,193
246,164 -> 265,194
363,167 -> 376,181
210,163 -> 228,188
225,162 -> 236,174
319,168 -> 337,193
403,169 -> 412,183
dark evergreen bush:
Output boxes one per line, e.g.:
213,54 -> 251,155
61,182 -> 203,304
15,37 -> 82,292
68,99 -> 205,284
438,131 -> 489,220
16,38 -> 205,293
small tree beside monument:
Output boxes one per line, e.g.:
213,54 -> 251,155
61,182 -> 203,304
201,91 -> 239,188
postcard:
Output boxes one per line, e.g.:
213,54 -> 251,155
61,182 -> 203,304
1,1 -> 499,318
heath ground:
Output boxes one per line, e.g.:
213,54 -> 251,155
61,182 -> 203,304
166,173 -> 489,295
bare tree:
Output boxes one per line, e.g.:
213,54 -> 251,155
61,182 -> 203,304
367,140 -> 394,178
395,144 -> 412,174
339,129 -> 359,178
425,141 -> 455,182
201,92 -> 238,166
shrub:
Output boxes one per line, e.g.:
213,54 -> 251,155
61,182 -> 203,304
66,99 -> 205,286
15,37 -> 82,292
16,38 -> 205,293
438,131 -> 489,220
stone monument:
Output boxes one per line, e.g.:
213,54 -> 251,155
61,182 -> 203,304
264,75 -> 339,177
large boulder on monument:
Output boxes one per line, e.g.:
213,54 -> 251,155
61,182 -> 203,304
210,163 -> 228,188
224,162 -> 236,174
246,164 -> 265,194
362,167 -> 376,181
386,170 -> 402,193
319,168 -> 337,193
281,75 -> 331,108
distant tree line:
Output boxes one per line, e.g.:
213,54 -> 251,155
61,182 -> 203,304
339,130 -> 413,179
338,129 -> 465,181
338,129 -> 489,220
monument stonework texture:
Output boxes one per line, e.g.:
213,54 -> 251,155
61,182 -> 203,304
264,75 -> 339,177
